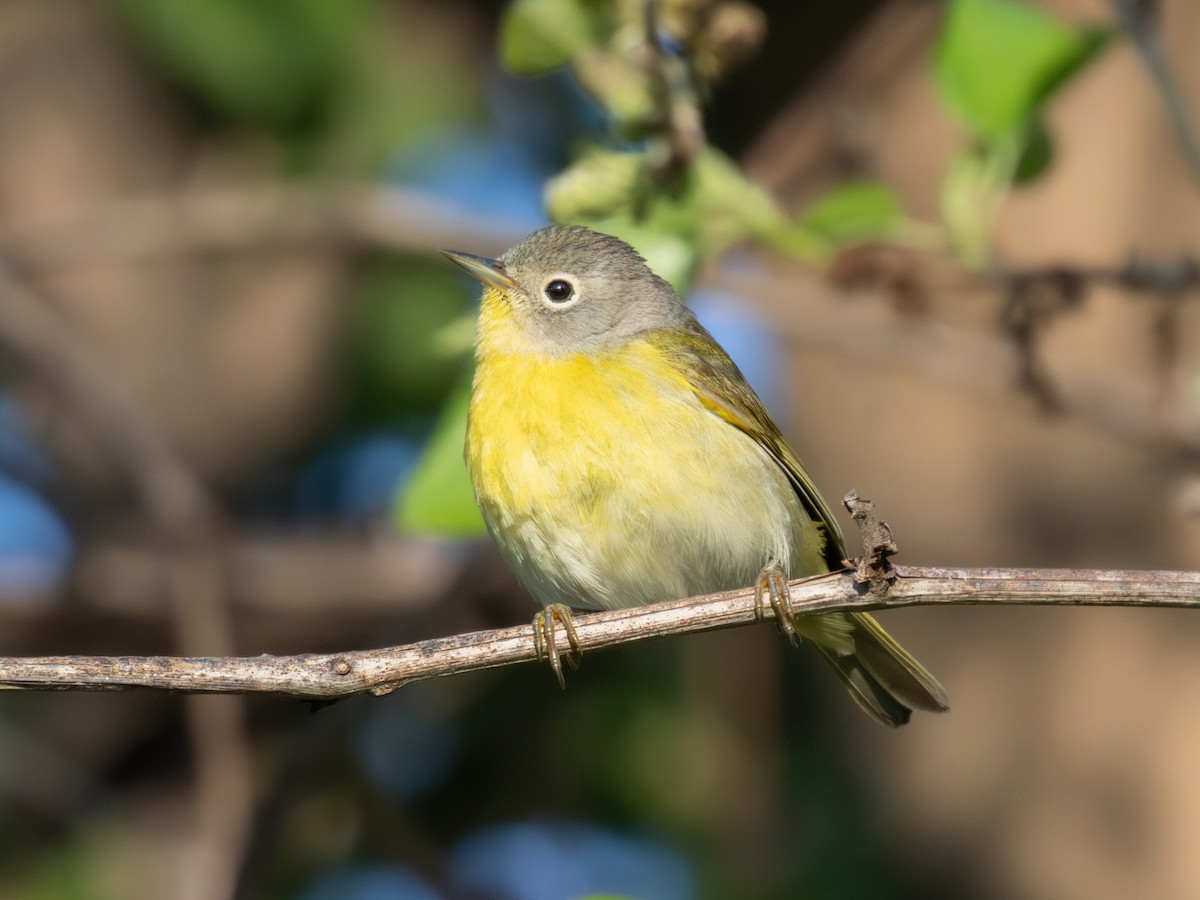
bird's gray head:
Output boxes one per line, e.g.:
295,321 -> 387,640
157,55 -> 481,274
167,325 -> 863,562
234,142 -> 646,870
443,225 -> 693,356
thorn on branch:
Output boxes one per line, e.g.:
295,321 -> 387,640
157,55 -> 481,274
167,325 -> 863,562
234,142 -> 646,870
842,491 -> 898,594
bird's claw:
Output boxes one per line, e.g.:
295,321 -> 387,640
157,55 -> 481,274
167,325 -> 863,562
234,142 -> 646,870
533,603 -> 583,688
754,564 -> 799,647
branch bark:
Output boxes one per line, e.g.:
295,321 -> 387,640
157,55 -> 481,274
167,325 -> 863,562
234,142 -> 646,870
2,565 -> 1196,698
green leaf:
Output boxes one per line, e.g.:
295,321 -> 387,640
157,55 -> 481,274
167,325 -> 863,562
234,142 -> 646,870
690,147 -> 791,251
939,137 -> 1024,267
797,181 -> 904,246
1012,118 -> 1054,183
934,0 -> 1111,137
500,0 -> 607,76
116,0 -> 371,128
346,259 -> 468,422
544,149 -> 644,222
573,53 -> 657,127
394,375 -> 485,537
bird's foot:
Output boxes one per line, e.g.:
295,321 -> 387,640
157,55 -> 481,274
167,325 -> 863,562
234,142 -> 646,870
533,603 -> 583,688
754,563 -> 799,647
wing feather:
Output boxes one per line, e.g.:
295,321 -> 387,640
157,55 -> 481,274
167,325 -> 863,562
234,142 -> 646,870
643,321 -> 949,724
646,325 -> 847,569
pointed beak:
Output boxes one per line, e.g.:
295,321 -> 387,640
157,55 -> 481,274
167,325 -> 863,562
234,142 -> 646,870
440,249 -> 516,292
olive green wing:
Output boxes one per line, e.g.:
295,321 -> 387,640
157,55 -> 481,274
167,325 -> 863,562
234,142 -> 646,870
648,325 -> 848,569
647,323 -> 950,725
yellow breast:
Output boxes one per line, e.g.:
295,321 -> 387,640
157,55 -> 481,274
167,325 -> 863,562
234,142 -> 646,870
465,295 -> 820,609
466,338 -> 696,529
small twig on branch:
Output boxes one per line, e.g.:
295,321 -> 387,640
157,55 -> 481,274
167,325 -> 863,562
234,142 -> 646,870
1,566 -> 1197,698
842,491 -> 898,592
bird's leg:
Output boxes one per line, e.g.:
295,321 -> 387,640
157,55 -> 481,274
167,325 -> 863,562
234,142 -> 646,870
754,563 -> 799,647
533,603 -> 583,688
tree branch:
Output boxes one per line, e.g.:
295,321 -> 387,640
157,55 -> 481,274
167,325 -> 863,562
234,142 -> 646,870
717,261 -> 1200,454
1,565 -> 1196,698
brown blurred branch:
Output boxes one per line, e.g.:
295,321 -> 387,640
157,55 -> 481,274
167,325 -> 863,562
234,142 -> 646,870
995,259 -> 1200,414
741,0 -> 941,200
0,262 -> 212,528
720,253 -> 1200,454
0,183 -> 524,272
0,259 -> 252,900
0,565 -> 1197,697
72,530 -> 465,618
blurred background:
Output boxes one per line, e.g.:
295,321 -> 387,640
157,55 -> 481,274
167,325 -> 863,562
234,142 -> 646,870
1,0 -> 1199,897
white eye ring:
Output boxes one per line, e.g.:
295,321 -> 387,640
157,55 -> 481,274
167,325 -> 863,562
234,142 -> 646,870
542,275 -> 581,307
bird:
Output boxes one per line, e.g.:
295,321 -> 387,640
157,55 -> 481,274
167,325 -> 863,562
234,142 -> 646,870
442,225 -> 948,726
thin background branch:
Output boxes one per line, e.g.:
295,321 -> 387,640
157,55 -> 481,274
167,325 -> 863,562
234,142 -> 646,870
716,259 -> 1200,455
1112,0 -> 1200,188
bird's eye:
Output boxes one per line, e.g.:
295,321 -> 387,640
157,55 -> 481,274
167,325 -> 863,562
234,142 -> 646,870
544,279 -> 575,304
